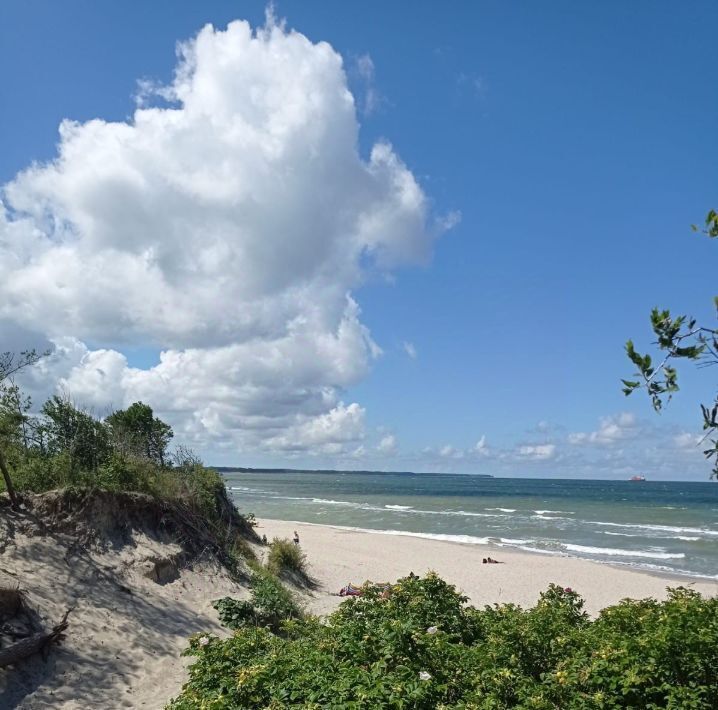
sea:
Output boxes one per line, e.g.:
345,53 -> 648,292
223,471 -> 718,581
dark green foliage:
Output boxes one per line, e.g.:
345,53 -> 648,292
213,597 -> 257,629
0,382 -> 34,450
266,537 -> 308,578
106,401 -> 173,467
170,573 -> 718,709
213,570 -> 303,634
691,209 -> 718,238
42,395 -> 112,473
624,210 -> 718,478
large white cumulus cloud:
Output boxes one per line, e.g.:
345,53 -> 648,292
0,18 -> 447,456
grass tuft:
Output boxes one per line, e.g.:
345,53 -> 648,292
266,537 -> 308,578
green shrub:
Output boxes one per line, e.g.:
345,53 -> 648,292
170,573 -> 718,709
228,537 -> 257,567
10,453 -> 67,492
213,597 -> 256,630
266,537 -> 308,577
213,569 -> 302,634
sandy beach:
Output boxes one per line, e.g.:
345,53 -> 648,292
259,518 -> 718,617
3,507 -> 716,709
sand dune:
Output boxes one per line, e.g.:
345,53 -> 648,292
0,498 -> 250,709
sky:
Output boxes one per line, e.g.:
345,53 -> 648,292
0,1 -> 716,479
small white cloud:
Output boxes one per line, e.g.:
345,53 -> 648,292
516,444 -> 556,460
439,444 -> 463,459
568,413 -> 638,447
674,432 -> 703,449
465,435 -> 507,461
457,72 -> 487,98
354,53 -> 381,115
377,434 -> 397,455
356,53 -> 375,81
438,210 -> 462,231
402,341 -> 417,359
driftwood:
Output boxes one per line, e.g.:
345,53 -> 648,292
0,608 -> 71,668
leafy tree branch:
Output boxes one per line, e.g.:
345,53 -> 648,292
623,211 -> 718,478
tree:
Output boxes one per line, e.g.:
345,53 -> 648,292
41,395 -> 111,474
106,402 -> 173,467
623,210 -> 718,478
0,350 -> 44,507
0,382 -> 32,452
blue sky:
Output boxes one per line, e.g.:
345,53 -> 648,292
1,1 -> 716,478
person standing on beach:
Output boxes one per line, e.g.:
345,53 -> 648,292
293,530 -> 300,545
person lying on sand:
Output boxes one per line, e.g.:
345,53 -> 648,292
482,557 -> 503,564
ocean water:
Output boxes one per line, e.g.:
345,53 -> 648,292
224,472 -> 718,581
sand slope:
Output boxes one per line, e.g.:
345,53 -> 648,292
0,505 -> 249,709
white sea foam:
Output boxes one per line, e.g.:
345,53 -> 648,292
228,485 -> 282,495
497,537 -> 530,545
323,525 -> 492,546
534,510 -> 574,515
267,495 -> 382,511
563,544 -> 685,560
516,545 -> 563,556
603,530 -> 700,542
312,497 -> 363,507
486,507 -> 517,513
407,508 -> 500,519
591,521 -> 718,537
621,563 -> 718,581
257,496 -> 510,519
532,514 -> 569,521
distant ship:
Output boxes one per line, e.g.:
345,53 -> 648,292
630,475 -> 646,482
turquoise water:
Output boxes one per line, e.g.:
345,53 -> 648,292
224,472 -> 718,580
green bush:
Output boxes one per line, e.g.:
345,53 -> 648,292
266,537 -> 308,577
170,572 -> 718,709
212,597 -> 256,630
10,452 -> 68,491
213,569 -> 302,634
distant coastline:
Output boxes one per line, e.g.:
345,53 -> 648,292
212,466 -> 493,478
